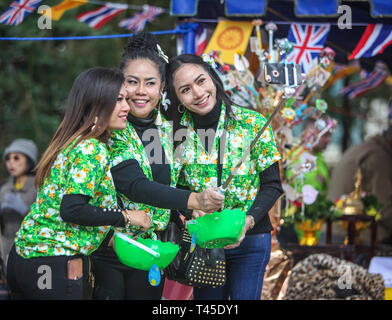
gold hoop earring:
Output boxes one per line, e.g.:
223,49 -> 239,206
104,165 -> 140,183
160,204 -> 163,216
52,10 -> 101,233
177,104 -> 185,114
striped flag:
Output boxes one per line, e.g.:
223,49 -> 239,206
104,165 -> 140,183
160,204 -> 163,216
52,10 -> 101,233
77,3 -> 127,29
195,24 -> 207,55
118,5 -> 163,32
349,24 -> 392,60
341,62 -> 388,99
0,0 -> 41,26
176,23 -> 208,55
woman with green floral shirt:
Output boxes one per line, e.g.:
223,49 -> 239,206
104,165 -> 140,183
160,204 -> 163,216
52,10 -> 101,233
165,54 -> 284,300
7,67 -> 151,300
91,32 -> 224,300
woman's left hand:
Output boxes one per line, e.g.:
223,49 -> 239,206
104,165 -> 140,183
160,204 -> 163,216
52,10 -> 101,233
192,210 -> 208,219
224,215 -> 254,250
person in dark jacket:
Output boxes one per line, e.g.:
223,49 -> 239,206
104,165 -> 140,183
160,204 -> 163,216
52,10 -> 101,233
0,139 -> 38,275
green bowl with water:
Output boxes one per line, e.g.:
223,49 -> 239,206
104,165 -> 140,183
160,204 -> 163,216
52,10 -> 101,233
186,209 -> 246,248
114,233 -> 179,271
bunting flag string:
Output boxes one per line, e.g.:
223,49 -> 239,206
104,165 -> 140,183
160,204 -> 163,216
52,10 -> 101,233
0,26 -> 187,41
0,0 -> 166,31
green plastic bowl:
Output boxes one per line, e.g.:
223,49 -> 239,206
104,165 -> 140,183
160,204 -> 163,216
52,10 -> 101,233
186,209 -> 246,248
114,233 -> 179,271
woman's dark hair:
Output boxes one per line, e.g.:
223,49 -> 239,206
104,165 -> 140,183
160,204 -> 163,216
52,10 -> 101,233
163,54 -> 234,126
35,67 -> 124,187
120,32 -> 166,82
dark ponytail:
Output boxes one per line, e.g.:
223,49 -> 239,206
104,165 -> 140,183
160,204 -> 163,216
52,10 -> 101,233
120,32 -> 167,82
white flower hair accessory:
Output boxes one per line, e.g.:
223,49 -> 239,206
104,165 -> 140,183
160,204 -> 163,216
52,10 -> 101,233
161,91 -> 171,111
202,53 -> 218,70
156,44 -> 169,63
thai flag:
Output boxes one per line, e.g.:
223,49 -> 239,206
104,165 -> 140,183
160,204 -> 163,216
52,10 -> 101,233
341,62 -> 388,99
195,24 -> 207,55
77,3 -> 127,30
286,23 -> 330,73
176,23 -> 207,55
349,24 -> 392,60
0,0 -> 41,26
118,5 -> 163,32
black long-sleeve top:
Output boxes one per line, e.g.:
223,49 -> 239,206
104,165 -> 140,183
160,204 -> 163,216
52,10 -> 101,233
110,112 -> 192,210
59,112 -> 192,229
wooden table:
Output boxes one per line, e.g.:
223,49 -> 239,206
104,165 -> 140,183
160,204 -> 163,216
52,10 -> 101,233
286,214 -> 377,264
326,214 -> 377,258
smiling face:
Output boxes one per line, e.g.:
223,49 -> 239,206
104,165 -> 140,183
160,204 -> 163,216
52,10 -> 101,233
108,85 -> 130,130
172,63 -> 217,116
123,58 -> 163,119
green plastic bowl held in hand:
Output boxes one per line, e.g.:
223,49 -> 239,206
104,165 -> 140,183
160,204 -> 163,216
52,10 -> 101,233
186,209 -> 246,248
114,232 -> 180,271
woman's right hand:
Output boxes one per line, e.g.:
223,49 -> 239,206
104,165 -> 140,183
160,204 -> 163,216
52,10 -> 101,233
188,187 -> 225,213
122,210 -> 152,229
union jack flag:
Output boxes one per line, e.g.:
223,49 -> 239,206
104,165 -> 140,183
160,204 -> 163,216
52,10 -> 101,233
119,5 -> 163,32
77,3 -> 127,30
286,23 -> 330,73
0,0 -> 41,26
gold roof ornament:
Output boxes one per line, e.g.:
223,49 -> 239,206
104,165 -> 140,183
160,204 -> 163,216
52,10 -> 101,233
342,168 -> 364,215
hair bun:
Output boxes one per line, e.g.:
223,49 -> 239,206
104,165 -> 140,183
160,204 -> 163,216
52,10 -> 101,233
125,32 -> 158,53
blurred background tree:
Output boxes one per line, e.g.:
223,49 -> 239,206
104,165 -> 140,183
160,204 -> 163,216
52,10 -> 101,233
0,0 -> 176,181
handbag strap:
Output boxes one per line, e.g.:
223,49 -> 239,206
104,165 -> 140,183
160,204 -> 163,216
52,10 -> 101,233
217,109 -> 229,187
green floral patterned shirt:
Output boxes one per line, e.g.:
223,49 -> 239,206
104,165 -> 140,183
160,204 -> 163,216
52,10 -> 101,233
15,138 -> 117,258
109,112 -> 181,239
177,103 -> 281,213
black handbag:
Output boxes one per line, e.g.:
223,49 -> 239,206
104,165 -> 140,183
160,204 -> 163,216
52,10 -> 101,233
161,109 -> 229,288
163,220 -> 226,288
